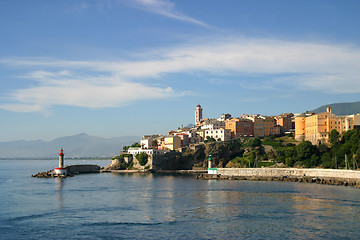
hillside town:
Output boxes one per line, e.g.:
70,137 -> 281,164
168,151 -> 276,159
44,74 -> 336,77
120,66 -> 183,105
126,105 -> 360,156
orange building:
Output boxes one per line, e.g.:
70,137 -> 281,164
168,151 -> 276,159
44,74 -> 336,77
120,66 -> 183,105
225,118 -> 253,139
275,113 -> 294,133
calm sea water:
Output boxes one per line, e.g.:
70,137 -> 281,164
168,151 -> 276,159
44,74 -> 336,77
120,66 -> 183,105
1,160 -> 360,240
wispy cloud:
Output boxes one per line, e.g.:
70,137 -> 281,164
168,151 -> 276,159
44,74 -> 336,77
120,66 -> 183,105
1,37 -> 360,113
0,69 -> 175,113
125,0 -> 210,27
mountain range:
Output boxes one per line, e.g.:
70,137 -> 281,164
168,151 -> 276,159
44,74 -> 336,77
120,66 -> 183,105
310,101 -> 360,115
0,133 -> 139,159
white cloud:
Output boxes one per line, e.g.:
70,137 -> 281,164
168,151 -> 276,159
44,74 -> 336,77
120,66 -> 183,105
0,72 -> 175,113
2,37 -> 360,113
126,0 -> 209,27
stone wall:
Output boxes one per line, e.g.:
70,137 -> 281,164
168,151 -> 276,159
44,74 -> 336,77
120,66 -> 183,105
66,164 -> 100,174
217,168 -> 360,179
152,152 -> 182,170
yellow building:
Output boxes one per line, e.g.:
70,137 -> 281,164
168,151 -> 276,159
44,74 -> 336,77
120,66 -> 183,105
294,115 -> 306,141
295,107 -> 359,144
164,135 -> 181,150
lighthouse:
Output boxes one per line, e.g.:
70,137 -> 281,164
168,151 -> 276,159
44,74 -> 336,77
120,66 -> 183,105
54,148 -> 67,175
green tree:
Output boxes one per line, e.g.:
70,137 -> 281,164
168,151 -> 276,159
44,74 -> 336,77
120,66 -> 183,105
248,137 -> 261,148
296,141 -> 317,166
131,142 -> 141,148
329,129 -> 340,147
136,152 -> 148,166
320,152 -> 333,168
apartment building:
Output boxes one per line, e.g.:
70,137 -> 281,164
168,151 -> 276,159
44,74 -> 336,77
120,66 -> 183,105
204,128 -> 231,141
225,118 -> 254,139
295,107 -> 360,144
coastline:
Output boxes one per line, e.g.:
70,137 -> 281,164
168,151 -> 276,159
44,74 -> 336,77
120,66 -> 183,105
102,169 -> 207,174
103,167 -> 360,188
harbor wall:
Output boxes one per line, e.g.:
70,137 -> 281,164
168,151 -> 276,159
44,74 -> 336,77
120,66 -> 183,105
197,168 -> 360,187
66,164 -> 100,174
216,168 -> 360,179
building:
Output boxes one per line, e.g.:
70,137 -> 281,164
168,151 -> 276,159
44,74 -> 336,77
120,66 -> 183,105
164,135 -> 181,150
275,113 -> 294,133
242,115 -> 279,137
225,118 -> 253,139
140,135 -> 164,149
204,128 -> 231,141
200,119 -> 225,130
174,133 -> 190,147
195,104 -> 203,125
218,113 -> 232,122
294,107 -> 360,144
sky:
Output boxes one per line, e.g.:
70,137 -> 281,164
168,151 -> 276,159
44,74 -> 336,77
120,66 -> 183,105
1,0 -> 360,141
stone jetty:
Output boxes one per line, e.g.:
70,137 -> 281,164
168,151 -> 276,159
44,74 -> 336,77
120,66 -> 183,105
32,169 -> 74,178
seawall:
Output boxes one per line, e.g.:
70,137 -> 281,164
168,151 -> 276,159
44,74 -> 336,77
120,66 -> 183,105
197,168 -> 360,188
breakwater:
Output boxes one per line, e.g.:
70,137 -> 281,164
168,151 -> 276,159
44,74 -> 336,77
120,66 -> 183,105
32,164 -> 100,178
197,168 -> 360,188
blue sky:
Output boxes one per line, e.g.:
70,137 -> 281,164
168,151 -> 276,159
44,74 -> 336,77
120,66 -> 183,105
1,0 -> 360,141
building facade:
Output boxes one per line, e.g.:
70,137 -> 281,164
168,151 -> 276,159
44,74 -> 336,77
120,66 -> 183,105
294,107 -> 360,144
242,115 -> 279,137
164,135 -> 181,150
225,118 -> 254,139
204,128 -> 231,141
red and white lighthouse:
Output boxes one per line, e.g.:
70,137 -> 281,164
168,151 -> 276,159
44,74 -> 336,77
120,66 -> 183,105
55,148 -> 67,175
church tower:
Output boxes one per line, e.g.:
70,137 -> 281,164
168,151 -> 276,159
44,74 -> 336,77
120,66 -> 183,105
195,104 -> 203,125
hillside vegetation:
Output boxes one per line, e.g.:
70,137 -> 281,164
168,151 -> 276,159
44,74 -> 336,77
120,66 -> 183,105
229,131 -> 360,169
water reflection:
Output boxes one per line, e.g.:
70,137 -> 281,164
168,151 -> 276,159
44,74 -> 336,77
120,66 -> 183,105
55,178 -> 64,209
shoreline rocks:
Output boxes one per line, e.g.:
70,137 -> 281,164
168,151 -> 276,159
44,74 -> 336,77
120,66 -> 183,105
31,170 -> 73,178
196,173 -> 360,188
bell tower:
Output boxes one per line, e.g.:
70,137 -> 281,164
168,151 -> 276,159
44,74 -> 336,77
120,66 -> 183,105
195,104 -> 203,125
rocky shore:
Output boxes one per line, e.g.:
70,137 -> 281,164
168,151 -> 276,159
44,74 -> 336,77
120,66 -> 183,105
31,170 -> 74,178
196,173 -> 360,188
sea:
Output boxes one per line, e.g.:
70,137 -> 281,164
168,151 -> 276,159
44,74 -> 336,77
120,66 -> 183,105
1,160 -> 360,240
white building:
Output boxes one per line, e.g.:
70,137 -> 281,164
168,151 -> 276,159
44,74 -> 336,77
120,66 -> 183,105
127,147 -> 170,155
201,120 -> 225,130
140,135 -> 164,149
204,128 -> 231,141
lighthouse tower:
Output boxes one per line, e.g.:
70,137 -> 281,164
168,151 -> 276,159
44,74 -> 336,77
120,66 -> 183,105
54,148 -> 67,175
59,148 -> 64,168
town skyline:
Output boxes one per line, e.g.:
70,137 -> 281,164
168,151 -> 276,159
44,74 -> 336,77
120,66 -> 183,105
1,0 -> 360,141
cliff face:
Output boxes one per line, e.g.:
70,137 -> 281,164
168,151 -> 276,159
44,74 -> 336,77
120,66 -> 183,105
106,140 -> 246,171
156,140 -> 244,170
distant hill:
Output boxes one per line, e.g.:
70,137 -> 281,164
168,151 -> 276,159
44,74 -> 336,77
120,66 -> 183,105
310,101 -> 360,115
0,133 -> 139,159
